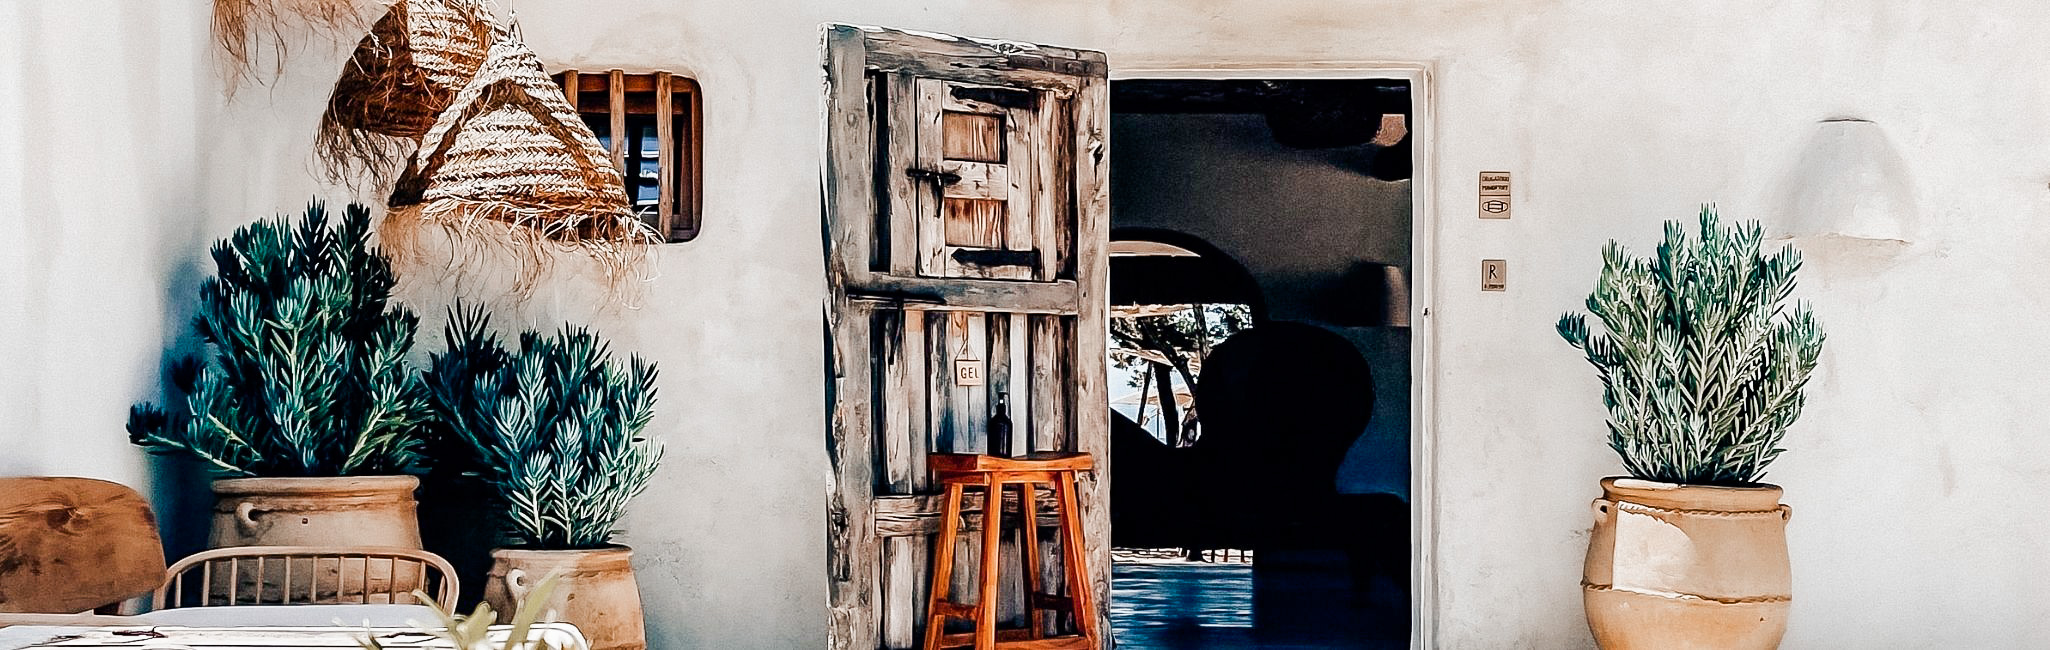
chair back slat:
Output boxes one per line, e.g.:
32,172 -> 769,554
155,546 -> 459,610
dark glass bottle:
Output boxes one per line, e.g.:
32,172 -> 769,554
987,391 -> 1013,458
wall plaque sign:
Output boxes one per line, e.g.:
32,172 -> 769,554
1480,171 -> 1511,219
954,358 -> 986,386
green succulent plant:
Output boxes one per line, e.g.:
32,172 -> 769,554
424,304 -> 662,549
127,201 -> 431,477
1557,206 -> 1825,486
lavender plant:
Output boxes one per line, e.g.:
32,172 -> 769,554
1557,206 -> 1825,486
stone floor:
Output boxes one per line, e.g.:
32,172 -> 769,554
1108,552 -> 1407,649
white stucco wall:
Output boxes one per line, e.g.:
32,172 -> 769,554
11,1 -> 2050,648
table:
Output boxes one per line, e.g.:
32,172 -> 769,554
0,623 -> 588,649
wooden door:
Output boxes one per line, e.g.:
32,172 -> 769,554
823,25 -> 1111,650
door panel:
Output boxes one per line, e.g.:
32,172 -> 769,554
824,24 -> 1110,650
905,79 -> 1052,281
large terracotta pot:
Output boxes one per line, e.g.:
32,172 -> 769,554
204,476 -> 425,604
209,476 -> 423,548
485,546 -> 646,650
1584,477 -> 1791,650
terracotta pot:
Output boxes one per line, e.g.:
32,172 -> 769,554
209,476 -> 423,548
485,546 -> 646,650
204,476 -> 425,603
1584,477 -> 1792,650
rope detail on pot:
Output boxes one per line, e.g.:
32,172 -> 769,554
1581,582 -> 1792,604
1611,500 -> 1792,519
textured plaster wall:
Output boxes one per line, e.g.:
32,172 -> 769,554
9,1 -> 2050,648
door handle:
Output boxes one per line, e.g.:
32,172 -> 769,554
906,167 -> 963,185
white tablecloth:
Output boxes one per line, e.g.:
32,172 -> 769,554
0,621 -> 586,649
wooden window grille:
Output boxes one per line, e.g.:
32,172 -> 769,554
553,70 -> 704,242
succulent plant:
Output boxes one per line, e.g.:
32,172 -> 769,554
1558,206 -> 1825,485
127,201 -> 430,477
424,304 -> 661,548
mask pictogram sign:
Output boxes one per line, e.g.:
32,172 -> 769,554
1479,171 -> 1511,219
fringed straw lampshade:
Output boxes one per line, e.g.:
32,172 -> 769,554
318,0 -> 493,183
385,34 -> 658,291
213,0 -> 361,81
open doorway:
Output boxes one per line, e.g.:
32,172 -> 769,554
1105,77 -> 1416,649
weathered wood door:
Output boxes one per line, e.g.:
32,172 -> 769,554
823,25 -> 1111,650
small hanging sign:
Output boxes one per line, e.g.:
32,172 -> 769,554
954,359 -> 986,386
1479,171 -> 1511,219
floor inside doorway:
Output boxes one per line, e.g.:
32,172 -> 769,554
1110,552 -> 1406,649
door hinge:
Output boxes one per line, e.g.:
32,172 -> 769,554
952,248 -> 1039,268
846,286 -> 946,307
906,167 -> 962,185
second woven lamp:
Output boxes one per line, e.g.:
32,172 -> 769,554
386,32 -> 658,291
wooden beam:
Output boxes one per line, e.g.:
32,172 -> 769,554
1068,70 -> 1115,646
858,26 -> 1103,92
655,71 -> 675,237
607,69 -> 628,176
822,24 -> 879,650
844,275 -> 1081,315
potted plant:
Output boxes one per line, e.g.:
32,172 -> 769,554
1557,206 -> 1824,650
128,201 -> 433,550
424,305 -> 661,650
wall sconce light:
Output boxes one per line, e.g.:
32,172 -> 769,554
1780,117 -> 1917,245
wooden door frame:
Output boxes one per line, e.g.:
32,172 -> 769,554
821,24 -> 1113,650
1109,63 -> 1440,650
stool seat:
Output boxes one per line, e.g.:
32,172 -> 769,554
929,452 -> 1094,474
921,452 -> 1100,650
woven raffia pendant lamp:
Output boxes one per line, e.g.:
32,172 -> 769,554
213,0 -> 361,81
317,0 -> 494,183
385,30 -> 658,293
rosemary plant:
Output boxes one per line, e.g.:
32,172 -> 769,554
425,305 -> 662,549
1557,206 -> 1825,486
127,201 -> 430,476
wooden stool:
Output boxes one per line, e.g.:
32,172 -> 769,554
922,452 -> 1098,650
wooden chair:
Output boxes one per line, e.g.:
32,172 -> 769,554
154,546 -> 458,609
0,477 -> 167,615
922,452 -> 1098,650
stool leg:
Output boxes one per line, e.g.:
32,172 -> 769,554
1018,481 -> 1044,638
976,476 -> 1004,650
1055,471 -> 1098,646
923,482 -> 966,650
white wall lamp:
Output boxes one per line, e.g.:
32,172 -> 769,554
1778,117 -> 1917,247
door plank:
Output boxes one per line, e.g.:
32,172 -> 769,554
941,111 -> 1005,163
1028,315 -> 1070,452
943,199 -> 1007,248
823,24 -> 880,650
945,312 -> 991,454
884,73 -> 925,276
879,308 -> 929,494
914,78 -> 948,278
1068,72 -> 1115,642
1005,313 -> 1031,456
1033,97 -> 1062,281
